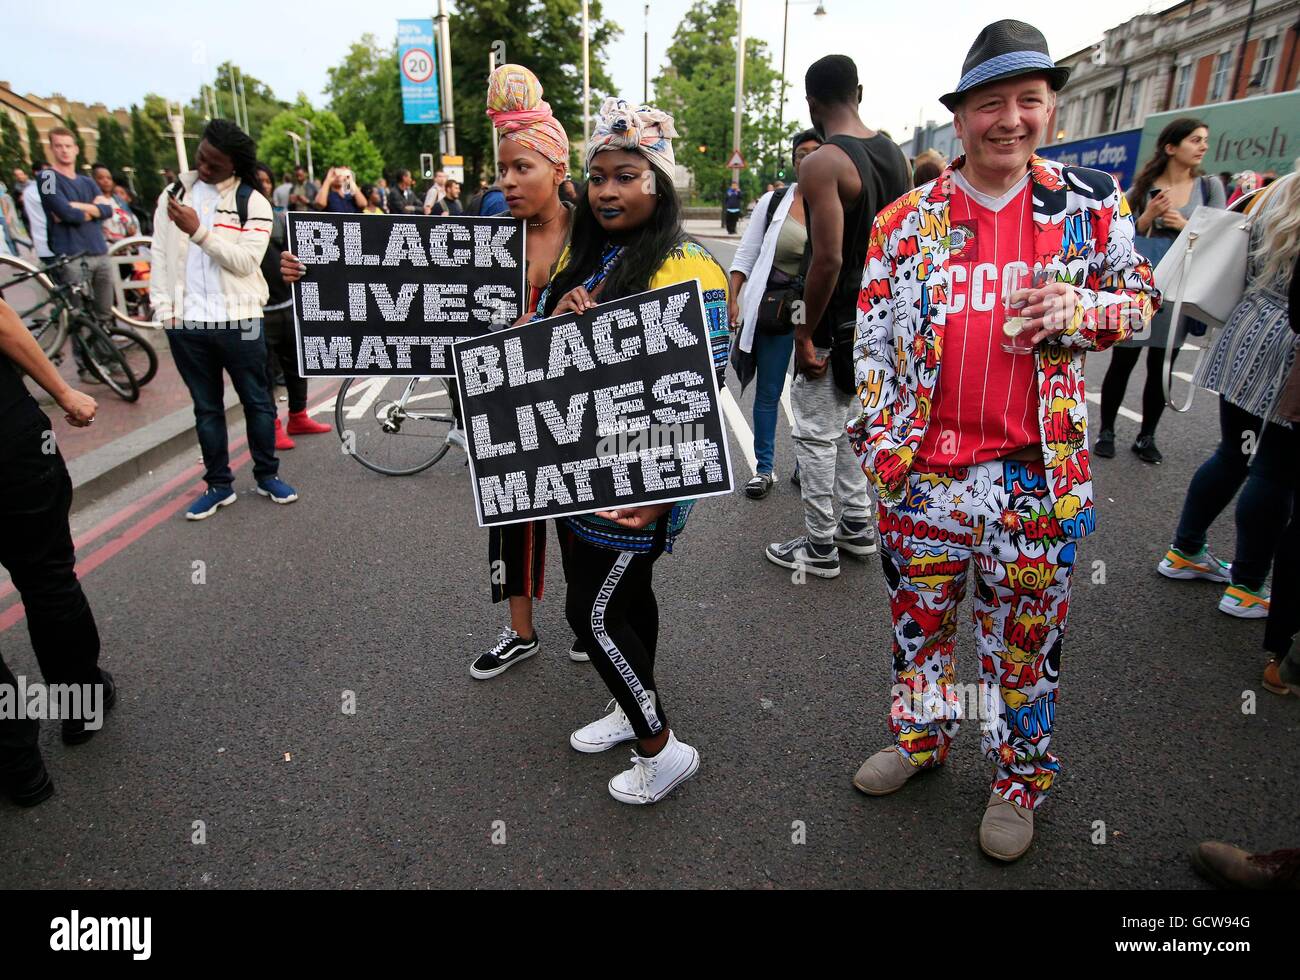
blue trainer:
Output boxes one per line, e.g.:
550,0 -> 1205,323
186,485 -> 237,521
256,478 -> 299,504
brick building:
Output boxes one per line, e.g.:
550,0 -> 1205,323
1046,0 -> 1300,147
1,81 -> 131,168
902,0 -> 1300,162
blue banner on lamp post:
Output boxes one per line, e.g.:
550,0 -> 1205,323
398,18 -> 442,125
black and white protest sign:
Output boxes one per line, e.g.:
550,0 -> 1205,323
453,281 -> 734,528
287,212 -> 525,377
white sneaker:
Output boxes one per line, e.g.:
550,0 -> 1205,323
570,697 -> 645,753
608,730 -> 699,805
569,638 -> 591,663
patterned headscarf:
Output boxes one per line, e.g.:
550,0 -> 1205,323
585,98 -> 677,180
485,64 -> 570,167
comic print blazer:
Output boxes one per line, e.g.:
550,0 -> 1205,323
847,155 -> 1160,541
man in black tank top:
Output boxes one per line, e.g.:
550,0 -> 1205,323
764,55 -> 911,581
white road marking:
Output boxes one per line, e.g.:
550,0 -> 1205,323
720,387 -> 758,476
1085,391 -> 1141,422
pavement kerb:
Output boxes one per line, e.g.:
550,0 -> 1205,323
48,383 -> 244,510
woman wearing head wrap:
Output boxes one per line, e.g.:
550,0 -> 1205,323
535,97 -> 731,805
469,64 -> 586,681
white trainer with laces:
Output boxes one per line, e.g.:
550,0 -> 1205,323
608,730 -> 699,805
570,696 -> 649,753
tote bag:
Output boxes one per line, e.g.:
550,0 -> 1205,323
1152,189 -> 1262,412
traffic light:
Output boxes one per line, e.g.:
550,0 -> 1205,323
420,153 -> 434,179
777,168 -> 786,179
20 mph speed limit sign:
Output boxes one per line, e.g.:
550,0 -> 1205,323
398,18 -> 442,124
402,48 -> 435,83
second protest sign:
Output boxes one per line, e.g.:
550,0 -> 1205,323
287,212 -> 525,377
453,280 -> 734,527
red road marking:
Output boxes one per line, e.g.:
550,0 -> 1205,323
0,380 -> 342,633
0,449 -> 252,634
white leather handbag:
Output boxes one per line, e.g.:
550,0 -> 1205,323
1152,190 -> 1265,412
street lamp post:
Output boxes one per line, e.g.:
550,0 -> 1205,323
298,118 -> 314,184
490,50 -> 500,176
644,4 -> 650,103
583,0 -> 591,150
731,0 -> 744,183
436,0 -> 457,156
286,131 -> 302,168
777,1 -> 828,139
167,102 -> 188,173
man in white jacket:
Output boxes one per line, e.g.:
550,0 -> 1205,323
151,119 -> 299,521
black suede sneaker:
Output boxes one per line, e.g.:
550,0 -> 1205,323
1132,433 -> 1163,464
744,473 -> 775,499
470,628 -> 540,680
62,669 -> 116,746
1094,428 -> 1116,458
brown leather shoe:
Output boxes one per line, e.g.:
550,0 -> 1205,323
1190,842 -> 1300,890
851,747 -> 919,796
979,792 -> 1034,862
1262,659 -> 1295,696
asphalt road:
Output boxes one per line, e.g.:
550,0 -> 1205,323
1,234 -> 1295,889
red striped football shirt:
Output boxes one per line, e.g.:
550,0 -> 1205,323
915,173 -> 1040,468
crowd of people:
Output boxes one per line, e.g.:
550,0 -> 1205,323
1,17 -> 1296,886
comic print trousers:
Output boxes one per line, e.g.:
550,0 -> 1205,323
876,458 -> 1075,810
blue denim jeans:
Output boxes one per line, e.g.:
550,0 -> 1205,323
751,329 -> 795,475
166,321 -> 278,488
1173,397 -> 1299,590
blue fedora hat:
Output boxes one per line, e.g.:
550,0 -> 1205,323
939,20 -> 1070,112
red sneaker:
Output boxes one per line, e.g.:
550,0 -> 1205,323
274,417 -> 296,451
287,410 -> 332,435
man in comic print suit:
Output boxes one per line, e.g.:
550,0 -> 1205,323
846,20 -> 1159,861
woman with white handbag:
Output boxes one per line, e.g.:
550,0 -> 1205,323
1157,167 -> 1300,633
1095,119 -> 1225,464
726,129 -> 823,499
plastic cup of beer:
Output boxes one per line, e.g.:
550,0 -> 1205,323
1001,265 -> 1036,355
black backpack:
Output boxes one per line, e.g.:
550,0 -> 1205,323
763,186 -> 790,231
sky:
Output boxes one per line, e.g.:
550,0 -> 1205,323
9,0 -> 1174,144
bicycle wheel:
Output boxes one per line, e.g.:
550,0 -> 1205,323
0,254 -> 68,356
77,320 -> 140,402
334,376 -> 456,476
108,324 -> 159,386
106,236 -> 161,329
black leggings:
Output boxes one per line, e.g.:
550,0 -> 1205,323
263,306 -> 307,412
1099,344 -> 1180,435
560,526 -> 668,740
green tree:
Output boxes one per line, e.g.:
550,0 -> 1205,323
325,35 -> 435,180
0,113 -> 26,185
130,106 -> 164,205
95,117 -> 132,176
25,117 -> 47,169
256,102 -> 346,184
656,0 -> 790,202
325,2 -> 620,186
333,121 -> 385,185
